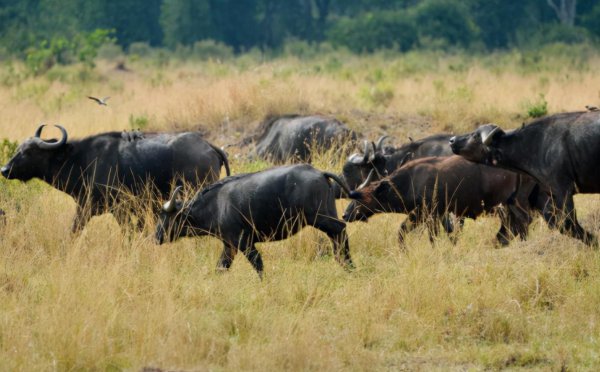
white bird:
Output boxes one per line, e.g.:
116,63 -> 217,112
87,96 -> 110,106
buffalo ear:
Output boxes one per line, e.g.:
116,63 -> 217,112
482,126 -> 505,146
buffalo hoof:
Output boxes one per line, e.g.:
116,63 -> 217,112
215,266 -> 229,274
495,233 -> 511,247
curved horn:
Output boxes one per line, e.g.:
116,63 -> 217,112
348,153 -> 364,164
362,140 -> 370,163
34,124 -> 46,138
482,126 -> 501,146
357,169 -> 376,190
375,135 -> 389,152
162,186 -> 183,213
36,125 -> 68,150
370,142 -> 376,161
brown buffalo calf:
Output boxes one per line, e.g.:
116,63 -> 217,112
343,156 -> 534,246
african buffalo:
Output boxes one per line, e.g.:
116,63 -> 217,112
450,111 -> 600,246
342,134 -> 453,191
343,156 -> 532,246
340,134 -> 459,235
155,164 -> 354,277
1,125 -> 230,231
253,114 -> 357,163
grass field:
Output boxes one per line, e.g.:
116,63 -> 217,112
1,49 -> 600,370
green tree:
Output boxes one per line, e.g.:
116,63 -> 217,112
414,0 -> 479,48
160,0 -> 213,47
79,0 -> 162,47
327,10 -> 417,52
208,0 -> 260,51
468,0 -> 527,48
580,1 -> 600,37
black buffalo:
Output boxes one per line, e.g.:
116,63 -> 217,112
343,156 -> 533,246
1,125 -> 230,231
252,114 -> 357,163
450,111 -> 600,245
342,134 -> 453,191
155,164 -> 354,277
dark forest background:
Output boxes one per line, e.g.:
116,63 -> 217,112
0,0 -> 598,57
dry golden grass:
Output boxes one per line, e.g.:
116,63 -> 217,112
0,51 -> 600,370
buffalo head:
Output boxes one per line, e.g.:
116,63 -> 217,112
449,124 -> 506,165
155,186 -> 191,244
342,137 -> 390,190
1,124 -> 68,181
342,170 -> 394,222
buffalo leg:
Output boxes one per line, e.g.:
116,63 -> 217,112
314,217 -> 354,269
241,243 -> 264,279
555,194 -> 597,246
441,214 -> 454,234
398,214 -> 419,248
442,214 -> 464,244
235,233 -> 264,278
533,187 -> 558,230
495,206 -> 513,246
426,217 -> 441,244
71,205 -> 91,233
216,242 -> 238,272
507,203 -> 532,241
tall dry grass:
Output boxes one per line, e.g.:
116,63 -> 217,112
0,51 -> 599,370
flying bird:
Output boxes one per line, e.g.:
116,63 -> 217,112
585,105 -> 599,112
87,96 -> 110,106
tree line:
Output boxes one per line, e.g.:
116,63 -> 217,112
1,0 -> 600,57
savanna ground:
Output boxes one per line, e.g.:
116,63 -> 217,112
1,46 -> 600,370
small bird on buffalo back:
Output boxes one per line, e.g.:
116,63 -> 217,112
585,105 -> 599,112
121,129 -> 144,142
88,96 -> 110,106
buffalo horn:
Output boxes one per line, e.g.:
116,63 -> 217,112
482,126 -> 501,146
357,169 -> 376,190
348,153 -> 363,164
34,124 -> 46,138
370,142 -> 376,161
36,125 -> 68,150
362,140 -> 371,163
375,135 -> 389,152
163,186 -> 183,213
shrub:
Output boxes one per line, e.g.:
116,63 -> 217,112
96,41 -> 124,60
525,94 -> 548,118
516,24 -> 592,48
359,83 -> 395,108
1,63 -> 25,87
128,42 -> 153,58
24,29 -> 114,75
282,39 -> 319,60
0,138 -> 18,165
129,114 -> 150,130
192,40 -> 234,60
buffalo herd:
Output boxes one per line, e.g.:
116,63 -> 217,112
2,110 -> 599,276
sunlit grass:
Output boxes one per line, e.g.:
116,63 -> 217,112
0,51 -> 599,370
